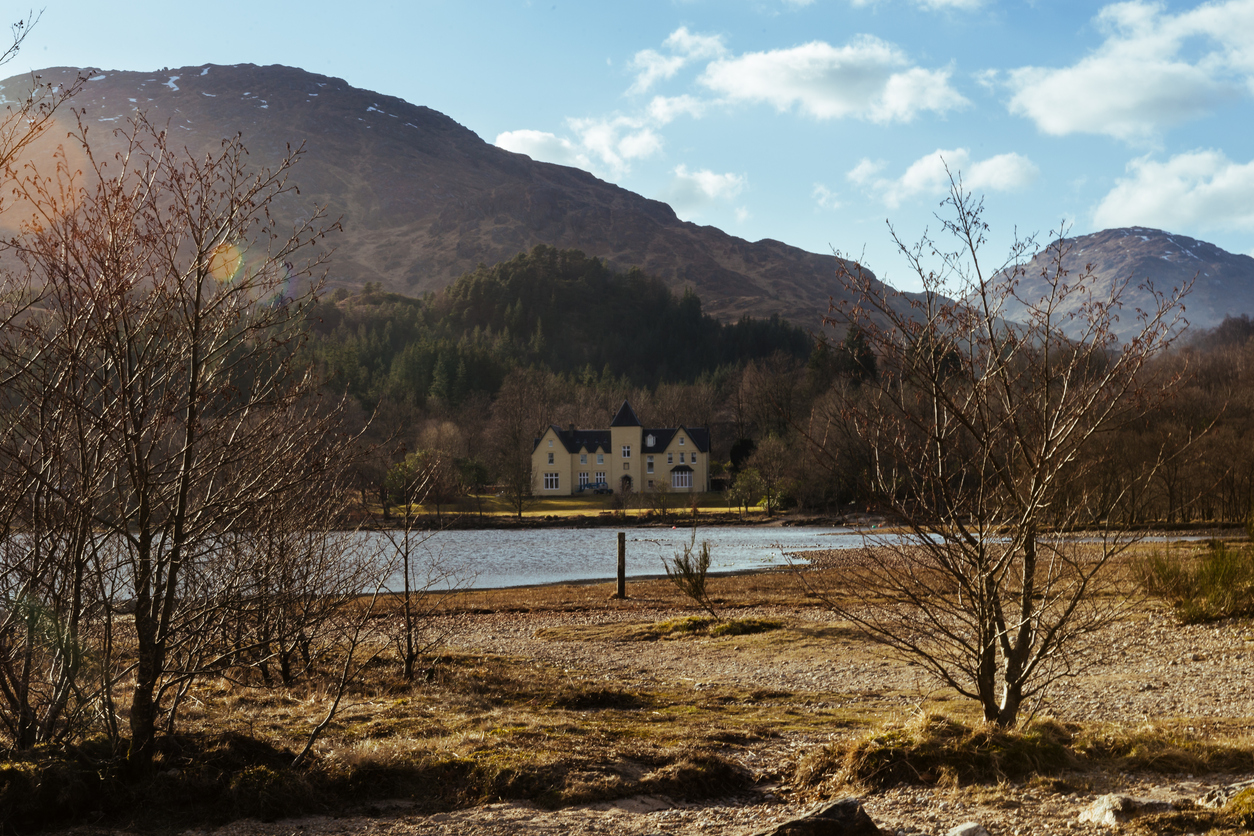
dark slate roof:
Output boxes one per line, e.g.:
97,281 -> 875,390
670,464 -> 694,473
610,400 -> 642,427
676,426 -> 711,453
533,412 -> 710,454
642,429 -> 675,452
639,426 -> 711,453
534,425 -> 611,454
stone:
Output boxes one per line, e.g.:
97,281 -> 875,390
1199,778 -> 1254,808
1078,794 -> 1174,826
947,824 -> 991,836
749,797 -> 884,836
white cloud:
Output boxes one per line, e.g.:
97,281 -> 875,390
664,26 -> 727,61
698,36 -> 967,123
813,183 -> 842,209
1006,0 -> 1254,141
627,49 -> 686,95
496,115 -> 663,178
494,130 -> 592,170
849,148 -> 1039,208
566,115 -> 662,176
1093,149 -> 1254,232
647,94 -> 708,124
666,164 -> 747,218
847,158 -> 887,185
628,26 -> 727,95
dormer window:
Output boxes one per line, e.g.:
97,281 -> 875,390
646,434 -> 655,447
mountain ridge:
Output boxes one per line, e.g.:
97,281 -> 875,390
1,63 -> 875,328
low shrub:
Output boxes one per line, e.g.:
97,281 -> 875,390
796,715 -> 1254,796
794,713 -> 1076,792
1072,723 -> 1254,774
1138,540 -> 1254,623
652,616 -> 782,639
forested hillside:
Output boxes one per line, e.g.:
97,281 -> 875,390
303,245 -> 813,410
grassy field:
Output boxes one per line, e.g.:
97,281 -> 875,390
393,491 -> 762,521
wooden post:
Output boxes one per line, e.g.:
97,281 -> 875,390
617,531 -> 626,598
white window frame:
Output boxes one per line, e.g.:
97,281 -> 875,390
679,436 -> 685,445
596,471 -> 606,483
672,470 -> 692,489
547,452 -> 554,464
580,453 -> 587,464
667,452 -> 673,464
622,445 -> 631,458
579,472 -> 589,487
597,453 -> 604,465
646,455 -> 654,473
544,472 -> 559,490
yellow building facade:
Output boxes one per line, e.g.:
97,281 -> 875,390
531,401 -> 710,496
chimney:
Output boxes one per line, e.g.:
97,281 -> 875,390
569,423 -> 576,434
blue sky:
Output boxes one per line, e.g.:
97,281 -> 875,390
14,0 -> 1254,292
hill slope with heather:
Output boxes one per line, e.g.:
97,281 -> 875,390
2,63 -> 879,328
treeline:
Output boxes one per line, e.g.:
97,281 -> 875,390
303,245 -> 812,411
342,297 -> 1254,527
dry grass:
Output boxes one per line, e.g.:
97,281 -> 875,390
6,541 -> 1254,832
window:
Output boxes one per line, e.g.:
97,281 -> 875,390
548,439 -> 553,447
596,453 -> 604,465
596,471 -> 606,483
667,452 -> 673,464
622,445 -> 631,458
679,452 -> 685,464
646,434 -> 655,447
672,470 -> 692,489
646,455 -> 654,473
580,453 -> 587,464
579,472 -> 589,487
544,472 -> 559,490
547,452 -> 554,464
623,462 -> 630,470
647,480 -> 654,488
679,436 -> 685,445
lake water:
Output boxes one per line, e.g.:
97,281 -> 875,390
370,526 -> 1214,591
377,526 -> 874,590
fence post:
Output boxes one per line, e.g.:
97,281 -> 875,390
617,531 -> 626,598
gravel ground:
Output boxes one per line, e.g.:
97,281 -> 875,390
79,549 -> 1254,836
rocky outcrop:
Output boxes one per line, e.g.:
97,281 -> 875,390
749,798 -> 884,835
1078,793 -> 1174,826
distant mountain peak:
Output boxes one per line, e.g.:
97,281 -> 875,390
1003,227 -> 1254,338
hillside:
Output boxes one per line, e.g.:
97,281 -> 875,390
1,63 -> 879,328
1003,227 -> 1254,339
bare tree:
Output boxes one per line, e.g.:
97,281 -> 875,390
803,176 -> 1189,727
5,113 -> 343,768
489,368 -> 553,518
746,435 -> 791,517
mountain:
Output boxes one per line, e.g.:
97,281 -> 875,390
1002,227 -> 1254,339
0,63 -> 876,329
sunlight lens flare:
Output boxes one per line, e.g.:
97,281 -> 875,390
208,242 -> 244,282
